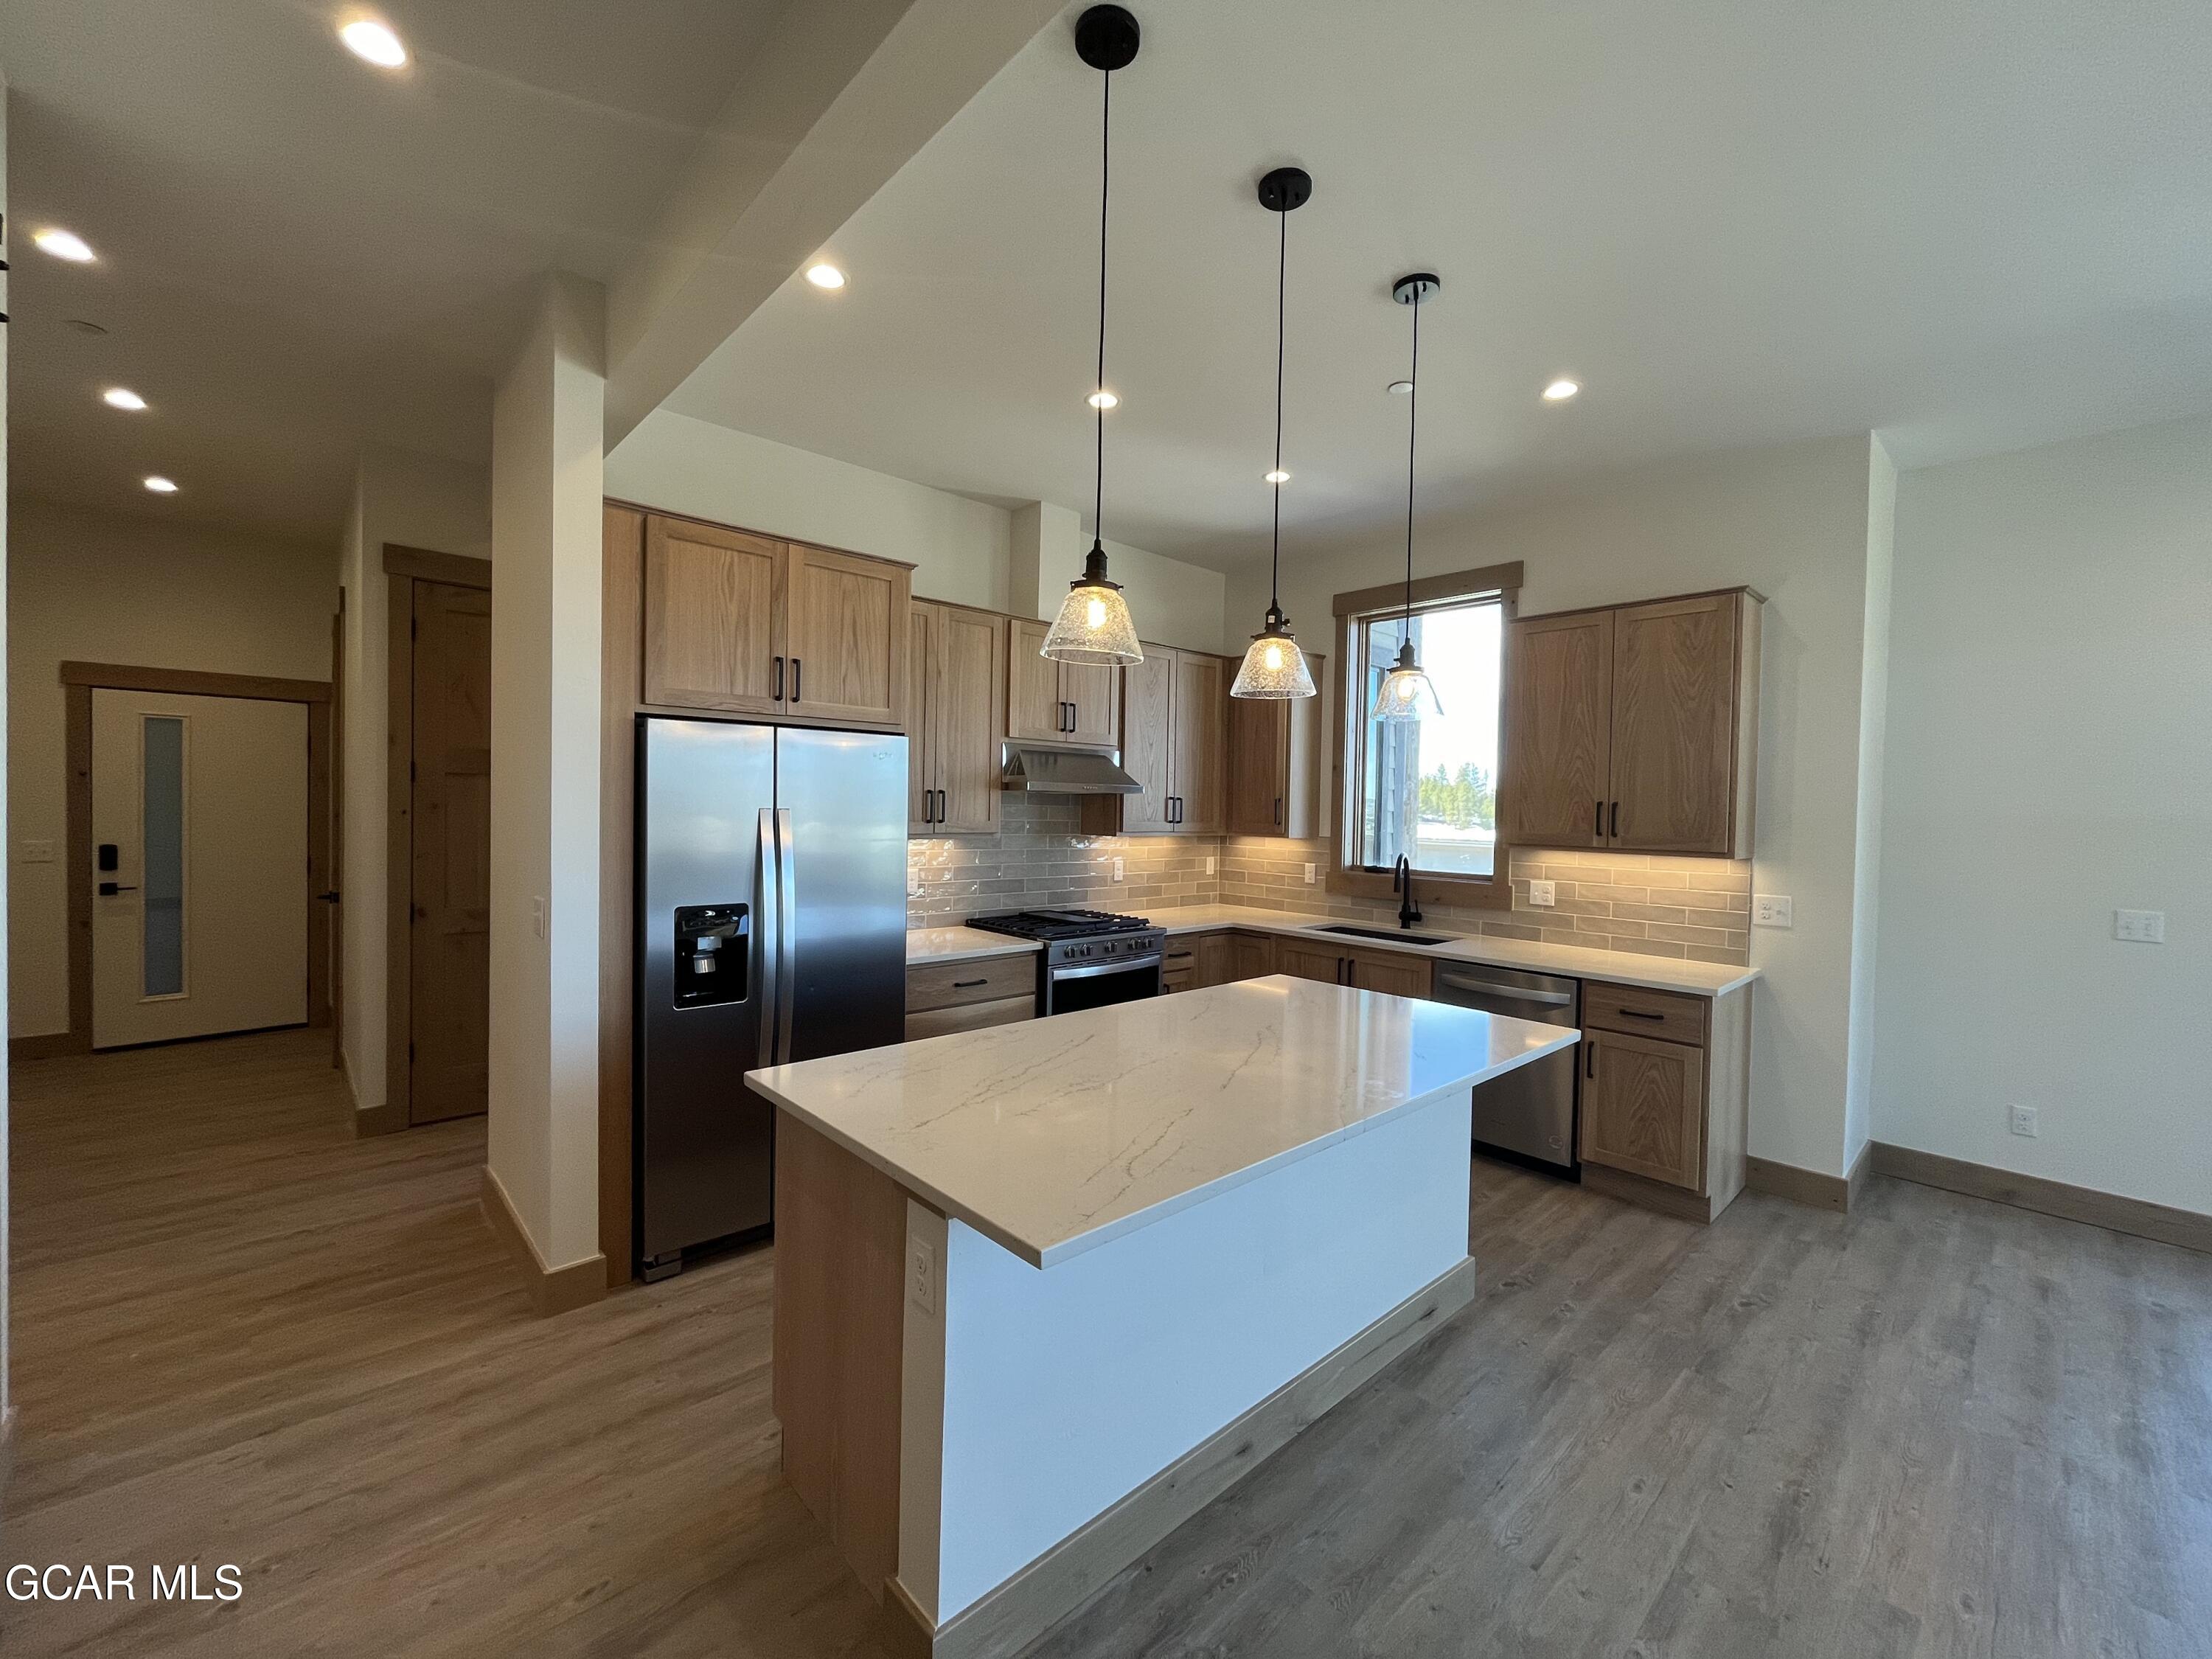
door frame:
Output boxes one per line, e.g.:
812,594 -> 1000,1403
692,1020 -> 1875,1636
55,660 -> 333,1057
383,545 -> 493,1130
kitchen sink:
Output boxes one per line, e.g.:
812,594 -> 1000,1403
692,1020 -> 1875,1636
1311,923 -> 1454,947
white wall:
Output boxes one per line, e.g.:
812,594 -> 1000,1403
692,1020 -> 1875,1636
485,276 -> 604,1272
1245,435 -> 1887,1178
7,503 -> 335,1040
1872,415 -> 2212,1217
607,410 -> 1228,651
1843,439 -> 1898,1165
335,444 -> 490,1119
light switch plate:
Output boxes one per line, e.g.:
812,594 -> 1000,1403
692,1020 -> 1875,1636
1111,856 -> 1124,883
18,839 -> 55,863
1303,863 -> 1316,885
907,1236 -> 936,1316
1206,855 -> 1216,876
1527,879 -> 1557,908
1753,894 -> 1793,928
2112,908 -> 2166,944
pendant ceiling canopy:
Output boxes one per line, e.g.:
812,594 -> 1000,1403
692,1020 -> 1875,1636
1042,5 -> 1146,668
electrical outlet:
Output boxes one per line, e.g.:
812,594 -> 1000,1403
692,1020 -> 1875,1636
906,1235 -> 936,1315
1205,855 -> 1216,876
2112,908 -> 2166,944
1527,879 -> 1557,908
1303,862 -> 1316,885
1112,856 -> 1124,883
1753,894 -> 1793,928
530,896 -> 547,939
2010,1105 -> 2039,1138
18,839 -> 55,863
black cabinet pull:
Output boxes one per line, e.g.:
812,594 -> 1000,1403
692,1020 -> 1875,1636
936,789 -> 947,823
791,658 -> 803,703
1619,1007 -> 1665,1022
953,977 -> 987,989
1586,1041 -> 1596,1079
1594,801 -> 1603,839
1273,795 -> 1282,826
1610,800 -> 1619,838
773,655 -> 785,700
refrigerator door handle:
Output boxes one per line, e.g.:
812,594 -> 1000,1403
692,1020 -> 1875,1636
774,806 -> 798,1062
756,807 -> 782,1063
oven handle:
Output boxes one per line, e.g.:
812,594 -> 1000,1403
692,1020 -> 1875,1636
1048,954 -> 1164,981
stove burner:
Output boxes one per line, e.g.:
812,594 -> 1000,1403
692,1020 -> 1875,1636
967,907 -> 1154,942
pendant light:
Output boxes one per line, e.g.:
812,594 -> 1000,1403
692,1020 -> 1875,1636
1042,5 -> 1145,667
1231,167 -> 1318,701
1369,271 -> 1444,722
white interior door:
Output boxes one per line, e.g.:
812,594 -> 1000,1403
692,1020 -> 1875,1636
91,689 -> 310,1048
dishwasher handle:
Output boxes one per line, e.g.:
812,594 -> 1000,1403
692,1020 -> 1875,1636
1436,973 -> 1576,1008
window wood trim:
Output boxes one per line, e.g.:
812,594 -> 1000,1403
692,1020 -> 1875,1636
1328,565 -> 1520,908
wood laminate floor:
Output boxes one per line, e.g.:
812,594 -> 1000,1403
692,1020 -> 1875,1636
4,1029 -> 2207,1658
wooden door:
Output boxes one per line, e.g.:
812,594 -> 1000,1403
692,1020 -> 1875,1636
641,517 -> 785,714
410,580 -> 493,1124
1579,1029 -> 1705,1191
784,543 -> 909,727
935,605 -> 1005,834
907,604 -> 938,835
1273,940 -> 1345,984
1228,933 -> 1273,981
1349,948 -> 1430,998
1227,695 -> 1287,835
1063,658 -> 1120,747
1172,651 -> 1227,832
1006,619 -> 1064,742
1609,593 -> 1739,854
1117,649 -> 1175,832
1502,608 -> 1613,849
90,690 -> 309,1048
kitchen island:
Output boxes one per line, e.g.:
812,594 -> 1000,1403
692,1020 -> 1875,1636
746,975 -> 1576,1658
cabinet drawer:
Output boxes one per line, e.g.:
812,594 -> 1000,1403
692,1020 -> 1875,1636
903,995 -> 1035,1041
1582,979 -> 1706,1046
907,955 -> 1037,1013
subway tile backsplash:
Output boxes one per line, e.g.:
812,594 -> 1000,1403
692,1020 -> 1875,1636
908,804 -> 1751,969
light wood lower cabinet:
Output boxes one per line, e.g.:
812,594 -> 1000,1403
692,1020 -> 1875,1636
1574,977 -> 1752,1223
905,956 -> 1035,1041
1267,938 -> 1431,996
1579,1028 -> 1705,1190
1228,933 -> 1273,981
908,601 -> 1006,836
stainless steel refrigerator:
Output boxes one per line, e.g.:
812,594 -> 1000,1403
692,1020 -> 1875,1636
636,717 -> 907,1280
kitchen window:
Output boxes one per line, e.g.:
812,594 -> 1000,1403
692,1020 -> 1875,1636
1332,562 -> 1521,905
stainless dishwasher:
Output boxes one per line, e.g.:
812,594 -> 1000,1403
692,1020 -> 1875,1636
1433,964 -> 1582,1174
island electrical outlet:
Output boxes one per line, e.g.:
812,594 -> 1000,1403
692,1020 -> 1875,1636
907,1235 -> 936,1315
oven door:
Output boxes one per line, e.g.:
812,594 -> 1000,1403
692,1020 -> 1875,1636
1044,953 -> 1162,1015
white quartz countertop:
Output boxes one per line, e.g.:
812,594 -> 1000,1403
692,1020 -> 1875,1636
1150,905 -> 1760,997
905,924 -> 1040,966
748,976 -> 1577,1269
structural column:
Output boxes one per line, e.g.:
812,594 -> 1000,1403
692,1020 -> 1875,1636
485,274 -> 607,1308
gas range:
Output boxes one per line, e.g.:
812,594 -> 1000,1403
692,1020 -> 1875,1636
966,909 -> 1166,1013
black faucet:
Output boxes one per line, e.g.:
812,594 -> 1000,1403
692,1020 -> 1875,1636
1393,855 -> 1424,930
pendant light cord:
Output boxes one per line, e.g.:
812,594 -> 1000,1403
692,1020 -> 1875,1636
1403,287 -> 1419,626
1270,203 -> 1287,613
1093,67 -> 1111,550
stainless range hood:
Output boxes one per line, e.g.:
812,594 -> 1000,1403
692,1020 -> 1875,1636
1000,745 -> 1141,794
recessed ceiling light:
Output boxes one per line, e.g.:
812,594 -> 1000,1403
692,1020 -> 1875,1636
34,228 -> 96,263
1264,469 -> 1290,484
102,387 -> 149,411
1542,378 -> 1581,402
1388,380 -> 1413,396
339,17 -> 409,68
143,476 -> 179,495
1087,389 -> 1119,410
804,262 -> 846,290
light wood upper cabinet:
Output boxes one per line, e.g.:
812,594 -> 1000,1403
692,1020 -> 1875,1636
1501,612 -> 1612,849
1579,1026 -> 1705,1191
1116,650 -> 1175,833
1006,619 -> 1121,749
1171,653 -> 1227,834
1081,644 -> 1227,835
1503,588 -> 1760,858
1225,652 -> 1325,837
639,515 -> 911,731
908,602 -> 1006,837
642,518 -> 785,714
785,544 -> 909,727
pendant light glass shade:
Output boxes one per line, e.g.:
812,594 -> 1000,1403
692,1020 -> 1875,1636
1231,609 -> 1318,699
1231,167 -> 1317,701
1042,543 -> 1144,666
1045,7 -> 1146,668
1369,636 -> 1442,722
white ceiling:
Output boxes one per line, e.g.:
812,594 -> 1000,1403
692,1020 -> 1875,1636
666,0 -> 2212,570
1,0 -> 783,539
